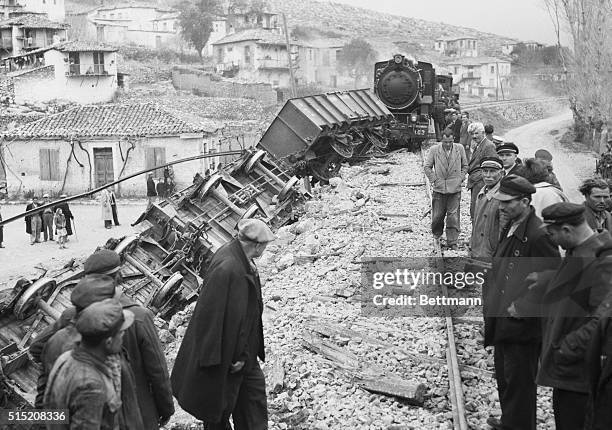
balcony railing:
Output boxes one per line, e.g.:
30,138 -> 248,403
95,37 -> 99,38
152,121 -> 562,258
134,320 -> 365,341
257,58 -> 289,69
66,64 -> 107,76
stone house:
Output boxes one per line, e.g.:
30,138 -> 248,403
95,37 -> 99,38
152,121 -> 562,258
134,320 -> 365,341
296,39 -> 344,87
434,36 -> 479,57
0,0 -> 65,21
1,41 -> 119,104
0,103 -> 223,197
213,28 -> 297,88
444,56 -> 512,98
0,13 -> 67,60
68,3 -> 182,50
524,40 -> 545,50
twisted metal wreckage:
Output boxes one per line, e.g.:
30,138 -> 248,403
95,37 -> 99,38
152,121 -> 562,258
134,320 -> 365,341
0,89 -> 395,408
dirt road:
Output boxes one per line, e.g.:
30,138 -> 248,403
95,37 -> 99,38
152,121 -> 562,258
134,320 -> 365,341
0,202 -> 147,289
502,110 -> 595,202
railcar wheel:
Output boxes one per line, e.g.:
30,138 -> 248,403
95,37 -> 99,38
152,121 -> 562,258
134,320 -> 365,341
150,272 -> 184,309
240,204 -> 260,220
14,278 -> 56,320
309,154 -> 342,182
278,176 -> 299,201
245,150 -> 267,174
201,173 -> 223,196
329,138 -> 354,159
114,236 -> 139,256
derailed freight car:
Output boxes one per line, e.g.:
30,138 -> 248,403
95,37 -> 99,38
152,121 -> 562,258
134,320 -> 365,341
0,148 -> 308,408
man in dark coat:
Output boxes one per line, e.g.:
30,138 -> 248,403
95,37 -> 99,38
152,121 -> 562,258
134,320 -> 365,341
147,174 -> 157,206
466,122 -> 497,220
497,142 -> 522,177
172,218 -> 276,430
57,194 -> 74,237
485,175 -> 560,430
579,178 -> 612,233
25,197 -> 42,244
529,203 -> 612,430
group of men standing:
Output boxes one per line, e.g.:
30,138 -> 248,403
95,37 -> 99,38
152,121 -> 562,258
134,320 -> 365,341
426,113 -> 612,429
33,218 -> 276,430
24,194 -> 74,245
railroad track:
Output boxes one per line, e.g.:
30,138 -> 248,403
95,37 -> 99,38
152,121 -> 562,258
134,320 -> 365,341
462,96 -> 567,110
418,143 -> 469,430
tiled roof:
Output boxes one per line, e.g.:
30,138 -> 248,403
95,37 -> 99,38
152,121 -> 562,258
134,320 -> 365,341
213,28 -> 288,46
96,2 -> 176,13
0,13 -> 69,29
436,36 -> 477,42
2,103 -> 219,139
3,41 -> 117,60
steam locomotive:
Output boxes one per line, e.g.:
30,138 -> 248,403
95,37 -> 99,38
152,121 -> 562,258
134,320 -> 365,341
374,54 -> 457,149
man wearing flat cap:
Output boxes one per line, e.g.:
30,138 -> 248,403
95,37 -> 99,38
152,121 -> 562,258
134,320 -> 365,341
485,174 -> 560,430
470,156 -> 504,260
534,149 -> 562,190
497,142 -> 521,177
518,202 -> 612,429
45,299 -> 136,430
172,218 -> 275,430
466,122 -> 497,220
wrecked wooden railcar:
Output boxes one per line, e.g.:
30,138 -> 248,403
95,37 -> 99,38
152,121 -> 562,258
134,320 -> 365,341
0,148 -> 307,408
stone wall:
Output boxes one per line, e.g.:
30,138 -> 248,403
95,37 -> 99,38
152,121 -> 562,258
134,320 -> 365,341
172,66 -> 277,106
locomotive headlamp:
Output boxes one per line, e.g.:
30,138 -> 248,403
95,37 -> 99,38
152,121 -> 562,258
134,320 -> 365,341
394,55 -> 403,64
411,114 -> 417,122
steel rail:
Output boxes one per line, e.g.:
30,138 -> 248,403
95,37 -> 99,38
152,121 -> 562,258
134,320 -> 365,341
462,96 -> 567,110
0,150 -> 245,227
419,144 -> 469,430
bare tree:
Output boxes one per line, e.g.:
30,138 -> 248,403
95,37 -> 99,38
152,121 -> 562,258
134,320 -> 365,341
543,0 -> 612,144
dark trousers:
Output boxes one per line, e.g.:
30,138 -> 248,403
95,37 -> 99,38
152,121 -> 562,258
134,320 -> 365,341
470,181 -> 485,220
431,191 -> 461,245
552,388 -> 588,430
42,212 -> 53,241
494,342 -> 539,430
207,362 -> 268,430
0,225 -> 3,244
111,204 -> 119,226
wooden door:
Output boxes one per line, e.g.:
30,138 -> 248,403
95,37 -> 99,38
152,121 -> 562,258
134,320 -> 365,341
94,148 -> 114,187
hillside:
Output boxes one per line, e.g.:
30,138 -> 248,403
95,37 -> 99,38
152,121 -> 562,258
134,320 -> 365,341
66,0 -> 517,62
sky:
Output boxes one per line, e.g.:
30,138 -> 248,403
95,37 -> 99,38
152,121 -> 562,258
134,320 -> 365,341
326,0 -> 566,45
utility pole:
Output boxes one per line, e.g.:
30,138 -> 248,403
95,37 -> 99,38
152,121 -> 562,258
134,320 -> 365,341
495,62 -> 499,101
282,13 -> 297,98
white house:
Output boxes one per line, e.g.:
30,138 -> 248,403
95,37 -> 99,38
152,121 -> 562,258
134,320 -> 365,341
0,0 -> 65,21
501,41 -> 518,56
0,103 -> 222,197
434,36 -> 479,57
1,40 -> 119,104
0,13 -> 68,60
444,56 -> 512,98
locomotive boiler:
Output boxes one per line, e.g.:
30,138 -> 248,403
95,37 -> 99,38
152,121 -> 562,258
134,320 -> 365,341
374,54 -> 454,148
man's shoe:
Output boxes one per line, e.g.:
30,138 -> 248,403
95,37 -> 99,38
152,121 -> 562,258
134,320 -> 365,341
486,417 -> 503,430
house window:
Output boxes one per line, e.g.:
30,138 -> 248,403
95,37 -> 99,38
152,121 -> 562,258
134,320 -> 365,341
322,50 -> 329,66
153,22 -> 158,31
173,21 -> 177,31
217,48 -> 223,62
110,13 -> 114,19
309,49 -> 312,60
490,65 -> 495,73
93,52 -> 105,74
145,147 -> 166,178
39,149 -> 60,181
68,52 -> 80,75
244,45 -> 251,64
163,22 -> 167,31
227,47 -> 232,52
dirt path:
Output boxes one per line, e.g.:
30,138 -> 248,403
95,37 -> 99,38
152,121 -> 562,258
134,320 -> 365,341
502,110 -> 596,202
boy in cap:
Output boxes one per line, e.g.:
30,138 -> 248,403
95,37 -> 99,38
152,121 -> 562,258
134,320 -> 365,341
496,142 -> 521,176
485,175 -> 560,430
172,218 -> 276,430
424,128 -> 468,250
470,156 -> 504,259
45,299 -> 138,430
467,122 -> 498,220
523,202 -> 612,430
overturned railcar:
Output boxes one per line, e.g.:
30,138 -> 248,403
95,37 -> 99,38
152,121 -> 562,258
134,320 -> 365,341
257,89 -> 393,182
0,148 -> 307,408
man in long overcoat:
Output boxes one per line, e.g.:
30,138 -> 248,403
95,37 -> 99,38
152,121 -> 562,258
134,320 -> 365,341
485,175 -> 560,430
56,194 -> 74,237
529,203 -> 612,430
172,218 -> 276,430
466,122 -> 497,220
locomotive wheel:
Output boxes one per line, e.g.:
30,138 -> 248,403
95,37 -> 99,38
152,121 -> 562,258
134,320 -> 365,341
278,176 -> 299,201
309,154 -> 342,182
150,272 -> 184,309
14,278 -> 56,320
329,137 -> 354,159
245,150 -> 267,174
114,235 -> 139,256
